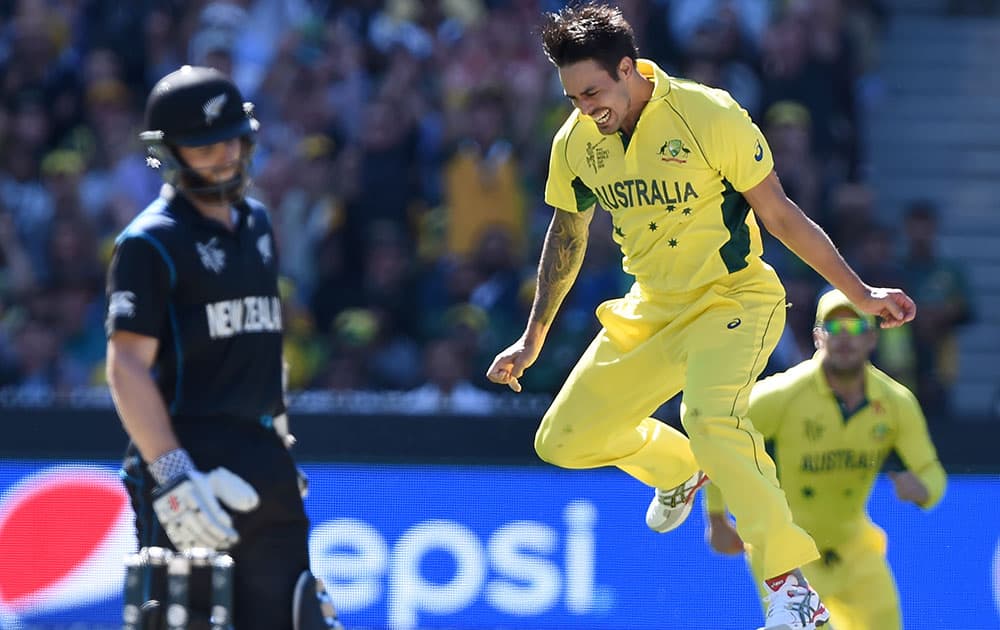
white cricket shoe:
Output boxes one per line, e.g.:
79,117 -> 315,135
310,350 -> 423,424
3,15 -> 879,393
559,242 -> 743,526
645,470 -> 709,533
758,572 -> 831,629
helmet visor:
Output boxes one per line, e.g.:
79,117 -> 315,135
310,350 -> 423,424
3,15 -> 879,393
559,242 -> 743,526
170,117 -> 257,147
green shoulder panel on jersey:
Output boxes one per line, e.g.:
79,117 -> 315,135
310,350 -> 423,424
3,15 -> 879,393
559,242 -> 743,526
559,113 -> 598,212
571,177 -> 597,212
718,179 -> 751,273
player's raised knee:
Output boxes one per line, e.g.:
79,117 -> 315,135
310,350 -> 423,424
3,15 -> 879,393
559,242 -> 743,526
534,414 -> 582,467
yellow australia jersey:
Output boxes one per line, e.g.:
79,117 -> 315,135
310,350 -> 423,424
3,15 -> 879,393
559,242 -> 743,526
545,59 -> 774,294
741,356 -> 947,549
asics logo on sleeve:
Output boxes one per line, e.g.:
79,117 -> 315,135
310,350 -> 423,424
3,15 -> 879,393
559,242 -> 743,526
754,140 -> 764,162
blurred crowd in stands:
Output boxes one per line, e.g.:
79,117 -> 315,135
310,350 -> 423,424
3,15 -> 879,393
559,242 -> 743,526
0,0 -> 974,420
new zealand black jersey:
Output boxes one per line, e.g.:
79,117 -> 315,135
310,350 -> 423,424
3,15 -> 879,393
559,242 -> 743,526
105,188 -> 284,421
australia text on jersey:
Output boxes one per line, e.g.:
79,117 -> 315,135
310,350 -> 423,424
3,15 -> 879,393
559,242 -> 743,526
205,295 -> 283,340
591,178 -> 699,210
800,447 -> 891,473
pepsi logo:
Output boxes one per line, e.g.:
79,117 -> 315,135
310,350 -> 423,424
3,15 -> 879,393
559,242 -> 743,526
0,466 -> 135,618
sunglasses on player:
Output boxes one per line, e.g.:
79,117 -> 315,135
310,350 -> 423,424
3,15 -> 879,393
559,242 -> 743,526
821,318 -> 874,336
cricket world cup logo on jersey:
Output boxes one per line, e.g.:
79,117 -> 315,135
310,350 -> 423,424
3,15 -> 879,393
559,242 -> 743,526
585,138 -> 609,173
196,237 -> 226,273
803,419 -> 825,443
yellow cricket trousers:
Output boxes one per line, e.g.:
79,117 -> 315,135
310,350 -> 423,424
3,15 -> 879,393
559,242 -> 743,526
749,521 -> 900,630
535,261 -> 819,578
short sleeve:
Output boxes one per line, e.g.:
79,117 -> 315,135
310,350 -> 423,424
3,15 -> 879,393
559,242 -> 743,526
105,235 -> 172,339
705,93 -> 774,192
892,386 -> 947,508
544,128 -> 597,213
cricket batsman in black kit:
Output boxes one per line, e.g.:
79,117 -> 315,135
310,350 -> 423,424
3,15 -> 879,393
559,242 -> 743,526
105,65 -> 343,629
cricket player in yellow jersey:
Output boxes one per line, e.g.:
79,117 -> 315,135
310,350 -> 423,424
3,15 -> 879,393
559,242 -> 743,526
485,5 -> 915,629
705,289 -> 946,630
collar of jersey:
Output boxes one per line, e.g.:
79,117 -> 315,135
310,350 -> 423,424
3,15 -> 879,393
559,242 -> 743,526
635,58 -> 672,101
808,352 -> 881,406
164,187 -> 249,235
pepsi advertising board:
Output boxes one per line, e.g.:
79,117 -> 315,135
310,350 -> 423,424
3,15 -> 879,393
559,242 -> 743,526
0,461 -> 997,629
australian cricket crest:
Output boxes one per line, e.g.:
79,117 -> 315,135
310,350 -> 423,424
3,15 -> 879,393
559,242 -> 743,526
871,422 -> 890,442
659,138 -> 690,164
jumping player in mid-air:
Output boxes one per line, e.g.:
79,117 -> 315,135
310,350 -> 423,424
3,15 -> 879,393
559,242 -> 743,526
106,65 -> 342,629
486,4 -> 916,628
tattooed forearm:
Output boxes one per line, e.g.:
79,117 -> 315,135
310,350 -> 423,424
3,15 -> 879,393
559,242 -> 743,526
529,208 -> 592,329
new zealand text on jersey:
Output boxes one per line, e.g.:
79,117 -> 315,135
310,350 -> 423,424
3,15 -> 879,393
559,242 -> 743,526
206,296 -> 283,339
593,179 -> 699,210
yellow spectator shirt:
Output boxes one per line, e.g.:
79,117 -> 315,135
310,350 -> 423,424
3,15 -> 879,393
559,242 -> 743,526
707,355 -> 947,549
545,59 -> 774,293
444,143 -> 526,258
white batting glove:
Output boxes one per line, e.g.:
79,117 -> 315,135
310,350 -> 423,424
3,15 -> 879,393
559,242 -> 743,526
151,452 -> 259,551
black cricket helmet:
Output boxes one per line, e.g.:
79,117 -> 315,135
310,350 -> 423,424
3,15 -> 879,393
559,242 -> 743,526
140,65 -> 259,203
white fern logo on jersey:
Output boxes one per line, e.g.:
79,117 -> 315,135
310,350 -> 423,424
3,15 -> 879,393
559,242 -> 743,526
257,234 -> 272,264
203,93 -> 228,125
196,237 -> 226,273
108,291 -> 136,318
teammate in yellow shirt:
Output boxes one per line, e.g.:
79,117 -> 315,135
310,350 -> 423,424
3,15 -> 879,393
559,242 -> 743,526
705,289 -> 946,630
485,5 -> 915,628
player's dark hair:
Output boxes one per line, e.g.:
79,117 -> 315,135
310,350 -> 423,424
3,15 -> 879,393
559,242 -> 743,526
540,2 -> 639,80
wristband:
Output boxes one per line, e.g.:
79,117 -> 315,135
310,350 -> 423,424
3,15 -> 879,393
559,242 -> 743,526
148,448 -> 195,485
